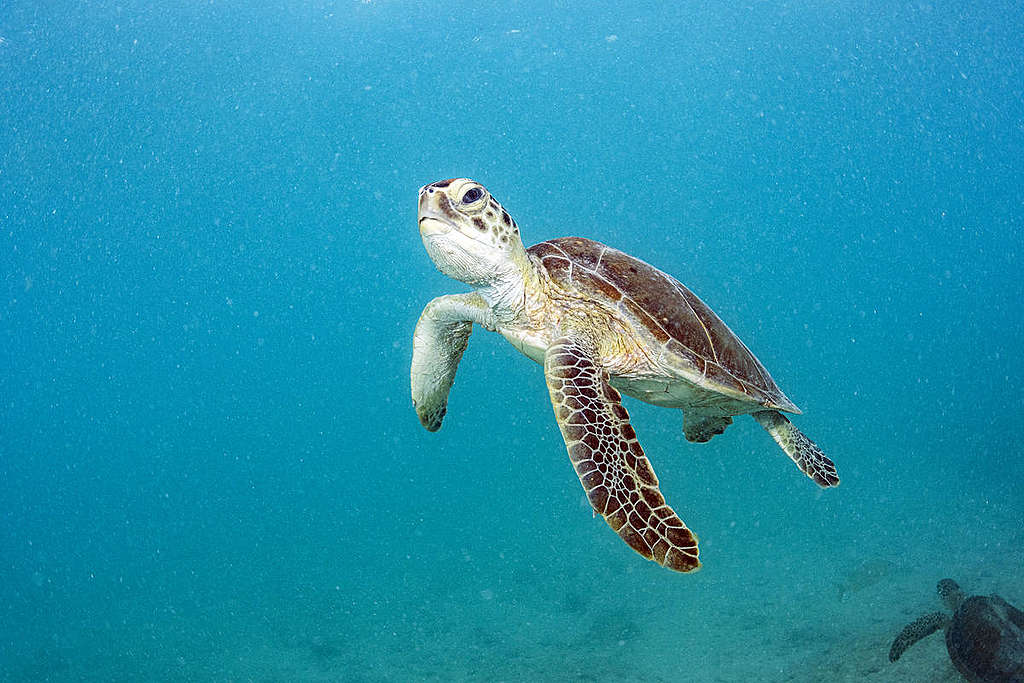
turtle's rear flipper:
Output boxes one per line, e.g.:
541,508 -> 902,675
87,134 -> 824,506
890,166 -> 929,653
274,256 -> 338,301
683,413 -> 733,443
889,612 -> 950,662
753,410 -> 839,488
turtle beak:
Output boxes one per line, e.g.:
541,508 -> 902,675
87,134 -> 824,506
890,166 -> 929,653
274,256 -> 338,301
418,215 -> 449,237
418,185 -> 454,237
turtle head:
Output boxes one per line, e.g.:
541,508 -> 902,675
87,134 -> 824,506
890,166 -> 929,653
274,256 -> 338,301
938,578 -> 966,611
417,179 -> 528,289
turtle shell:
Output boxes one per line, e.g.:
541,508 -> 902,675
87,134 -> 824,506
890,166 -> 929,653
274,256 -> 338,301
946,594 -> 1024,683
528,237 -> 798,412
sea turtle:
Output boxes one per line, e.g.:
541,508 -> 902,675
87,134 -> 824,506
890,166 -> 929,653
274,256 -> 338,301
889,578 -> 1024,682
411,178 -> 839,572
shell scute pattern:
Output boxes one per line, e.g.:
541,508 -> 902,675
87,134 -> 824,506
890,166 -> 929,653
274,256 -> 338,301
529,236 -> 794,411
414,178 -> 837,573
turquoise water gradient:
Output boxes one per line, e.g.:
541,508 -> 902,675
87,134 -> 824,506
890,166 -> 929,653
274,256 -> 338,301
2,2 -> 1021,680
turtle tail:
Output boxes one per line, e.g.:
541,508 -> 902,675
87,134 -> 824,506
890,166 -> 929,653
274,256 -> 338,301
889,612 -> 950,662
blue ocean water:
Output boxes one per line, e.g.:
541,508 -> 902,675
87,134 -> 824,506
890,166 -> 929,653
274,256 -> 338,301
2,1 -> 1021,680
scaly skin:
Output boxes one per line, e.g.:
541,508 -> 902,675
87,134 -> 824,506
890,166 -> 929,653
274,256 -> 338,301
412,178 -> 839,572
545,333 -> 700,572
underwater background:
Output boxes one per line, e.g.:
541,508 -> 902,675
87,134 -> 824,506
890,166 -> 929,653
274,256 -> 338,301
2,1 -> 1022,681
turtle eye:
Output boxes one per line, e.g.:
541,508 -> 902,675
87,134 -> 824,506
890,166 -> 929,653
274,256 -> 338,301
461,187 -> 484,204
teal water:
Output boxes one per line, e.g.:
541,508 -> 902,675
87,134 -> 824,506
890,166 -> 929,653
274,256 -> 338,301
2,2 -> 1022,681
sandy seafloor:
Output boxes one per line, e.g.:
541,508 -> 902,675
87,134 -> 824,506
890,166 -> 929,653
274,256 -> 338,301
9,503 -> 1024,682
2,1 -> 1022,681
7,365 -> 1022,682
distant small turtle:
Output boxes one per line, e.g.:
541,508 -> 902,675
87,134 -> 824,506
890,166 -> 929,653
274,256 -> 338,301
889,578 -> 1024,682
411,179 -> 839,572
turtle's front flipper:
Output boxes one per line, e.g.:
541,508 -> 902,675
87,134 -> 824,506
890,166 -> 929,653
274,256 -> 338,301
544,334 -> 700,572
753,410 -> 840,487
889,612 -> 950,662
411,293 -> 493,431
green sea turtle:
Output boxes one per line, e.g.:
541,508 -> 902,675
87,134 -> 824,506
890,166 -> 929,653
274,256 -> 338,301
411,178 -> 839,572
890,578 -> 1024,682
